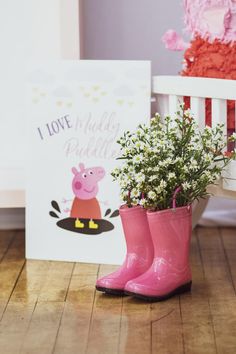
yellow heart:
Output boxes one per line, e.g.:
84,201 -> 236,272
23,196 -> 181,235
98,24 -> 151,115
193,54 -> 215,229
92,85 -> 100,91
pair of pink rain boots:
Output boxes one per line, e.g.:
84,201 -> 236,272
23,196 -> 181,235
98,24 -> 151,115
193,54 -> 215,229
96,204 -> 192,301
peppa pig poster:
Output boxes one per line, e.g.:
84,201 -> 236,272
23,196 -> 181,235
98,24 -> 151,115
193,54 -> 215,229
26,60 -> 150,265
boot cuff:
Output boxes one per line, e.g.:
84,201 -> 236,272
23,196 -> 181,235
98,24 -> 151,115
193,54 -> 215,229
147,205 -> 192,221
119,204 -> 146,217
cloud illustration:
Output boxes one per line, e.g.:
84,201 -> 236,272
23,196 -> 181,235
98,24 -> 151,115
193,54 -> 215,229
113,85 -> 135,97
27,69 -> 55,84
66,66 -> 115,83
125,66 -> 150,81
52,86 -> 72,98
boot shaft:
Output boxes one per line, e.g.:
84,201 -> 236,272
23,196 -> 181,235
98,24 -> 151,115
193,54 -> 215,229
147,206 -> 192,268
119,205 -> 154,258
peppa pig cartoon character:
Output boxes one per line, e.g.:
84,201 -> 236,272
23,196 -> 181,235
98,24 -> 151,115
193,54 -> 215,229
70,163 -> 105,229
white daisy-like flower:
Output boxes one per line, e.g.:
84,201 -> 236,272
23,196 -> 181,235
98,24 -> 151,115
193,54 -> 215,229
136,173 -> 145,183
174,157 -> 183,163
136,128 -> 142,135
168,172 -> 176,180
205,140 -> 212,148
120,191 -> 129,200
149,175 -> 157,182
204,171 -> 212,179
135,141 -> 142,149
148,191 -> 156,200
124,147 -> 131,155
139,198 -> 147,206
112,167 -> 120,175
132,198 -> 139,205
131,189 -> 140,198
155,186 -> 162,194
133,154 -> 143,164
231,132 -> 236,141
189,159 -> 198,171
182,182 -> 191,191
160,179 -> 167,188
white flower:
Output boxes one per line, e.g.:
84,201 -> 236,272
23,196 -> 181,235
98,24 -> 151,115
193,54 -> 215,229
168,172 -> 176,180
231,132 -> 236,141
204,171 -> 212,179
191,159 -> 198,166
129,164 -> 135,172
135,141 -> 145,150
155,186 -> 162,194
182,182 -> 191,191
189,159 -> 198,171
136,173 -> 145,183
184,108 -> 193,117
131,136 -> 137,143
112,167 -> 120,175
149,175 -> 157,182
140,198 -> 146,206
131,189 -> 140,198
174,157 -> 183,164
120,191 -> 128,200
148,191 -> 156,200
205,140 -> 212,148
136,128 -> 142,135
124,147 -> 131,155
160,179 -> 167,188
133,154 -> 143,164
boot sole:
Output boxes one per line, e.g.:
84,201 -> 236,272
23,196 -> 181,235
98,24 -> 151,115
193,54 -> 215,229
96,285 -> 125,296
125,281 -> 192,302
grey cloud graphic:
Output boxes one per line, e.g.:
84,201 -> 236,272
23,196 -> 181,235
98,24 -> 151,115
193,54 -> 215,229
66,66 -> 115,83
52,86 -> 72,97
125,66 -> 150,81
113,85 -> 135,97
27,69 -> 55,84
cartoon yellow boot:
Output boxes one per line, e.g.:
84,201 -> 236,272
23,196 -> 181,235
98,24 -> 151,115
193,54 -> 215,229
75,218 -> 85,228
89,219 -> 98,229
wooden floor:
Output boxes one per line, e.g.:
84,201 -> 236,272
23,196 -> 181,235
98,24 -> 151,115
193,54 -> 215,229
0,227 -> 236,354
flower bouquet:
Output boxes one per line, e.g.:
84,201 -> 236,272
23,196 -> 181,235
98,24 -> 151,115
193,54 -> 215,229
96,106 -> 236,301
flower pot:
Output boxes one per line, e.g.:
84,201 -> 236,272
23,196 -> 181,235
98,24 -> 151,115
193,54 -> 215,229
125,205 -> 192,301
96,205 -> 154,295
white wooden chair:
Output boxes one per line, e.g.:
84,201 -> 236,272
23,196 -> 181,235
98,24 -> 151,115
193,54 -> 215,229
152,75 -> 236,226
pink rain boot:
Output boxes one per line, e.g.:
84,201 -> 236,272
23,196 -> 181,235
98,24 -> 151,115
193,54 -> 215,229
125,205 -> 192,301
96,205 -> 154,295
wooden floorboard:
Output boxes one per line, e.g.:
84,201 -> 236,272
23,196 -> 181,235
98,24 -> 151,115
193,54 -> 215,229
85,265 -> 123,354
0,227 -> 235,354
180,231 -> 217,354
53,263 -> 99,354
0,230 -> 15,262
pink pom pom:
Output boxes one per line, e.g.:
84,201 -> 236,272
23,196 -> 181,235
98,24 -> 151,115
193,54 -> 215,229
162,29 -> 188,51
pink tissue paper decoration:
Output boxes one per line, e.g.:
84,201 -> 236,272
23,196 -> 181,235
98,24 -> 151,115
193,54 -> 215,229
183,0 -> 236,43
162,29 -> 188,51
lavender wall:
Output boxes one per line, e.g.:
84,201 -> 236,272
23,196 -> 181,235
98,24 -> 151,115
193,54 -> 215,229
81,0 -> 185,75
